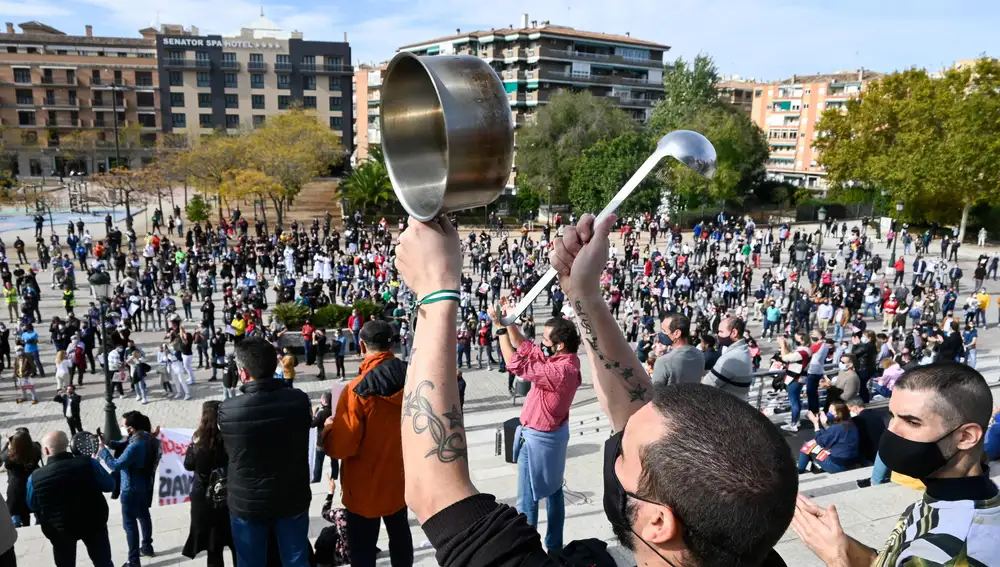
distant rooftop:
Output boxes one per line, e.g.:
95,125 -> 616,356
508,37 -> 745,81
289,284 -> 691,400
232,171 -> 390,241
399,21 -> 668,51
0,20 -> 154,47
779,69 -> 883,84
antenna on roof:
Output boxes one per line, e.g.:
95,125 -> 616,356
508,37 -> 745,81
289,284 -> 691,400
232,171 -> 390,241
260,3 -> 265,17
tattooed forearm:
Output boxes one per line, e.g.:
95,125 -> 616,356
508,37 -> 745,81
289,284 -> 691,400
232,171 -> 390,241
575,299 -> 651,403
402,380 -> 468,463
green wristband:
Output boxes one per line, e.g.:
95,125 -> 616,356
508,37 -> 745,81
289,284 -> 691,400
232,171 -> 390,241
418,290 -> 460,306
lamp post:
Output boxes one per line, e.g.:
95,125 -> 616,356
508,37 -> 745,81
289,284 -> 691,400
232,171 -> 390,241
889,201 -> 904,265
106,70 -> 122,170
89,271 -> 121,442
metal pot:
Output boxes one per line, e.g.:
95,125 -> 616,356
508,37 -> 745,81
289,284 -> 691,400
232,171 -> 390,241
381,52 -> 514,222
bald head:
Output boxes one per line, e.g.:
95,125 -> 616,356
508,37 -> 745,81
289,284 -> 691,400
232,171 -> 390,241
42,431 -> 69,456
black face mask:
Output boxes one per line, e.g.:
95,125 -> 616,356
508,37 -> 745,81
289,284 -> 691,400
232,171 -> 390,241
541,344 -> 555,357
878,425 -> 963,479
603,432 -> 678,567
717,335 -> 734,348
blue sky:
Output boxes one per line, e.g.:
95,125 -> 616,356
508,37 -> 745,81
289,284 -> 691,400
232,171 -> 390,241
3,0 -> 998,80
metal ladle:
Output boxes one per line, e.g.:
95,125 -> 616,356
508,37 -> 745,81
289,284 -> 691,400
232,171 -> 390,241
497,129 -> 718,326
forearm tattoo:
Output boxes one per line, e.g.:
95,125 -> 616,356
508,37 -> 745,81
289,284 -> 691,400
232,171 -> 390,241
574,300 -> 650,403
402,380 -> 468,463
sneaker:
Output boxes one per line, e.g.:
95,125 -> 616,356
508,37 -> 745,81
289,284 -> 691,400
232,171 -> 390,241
15,399 -> 22,404
780,423 -> 799,432
856,478 -> 872,488
140,546 -> 155,557
31,399 -> 37,405
184,395 -> 192,401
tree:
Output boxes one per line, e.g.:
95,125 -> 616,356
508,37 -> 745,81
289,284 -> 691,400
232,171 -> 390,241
516,91 -> 636,204
218,168 -> 282,228
648,55 -> 722,133
569,131 -> 664,216
185,194 -> 212,222
91,167 -> 149,225
338,161 -> 393,213
815,58 -> 1000,240
173,133 -> 248,221
656,104 -> 769,208
647,54 -> 768,208
245,109 -> 343,225
514,181 -> 542,218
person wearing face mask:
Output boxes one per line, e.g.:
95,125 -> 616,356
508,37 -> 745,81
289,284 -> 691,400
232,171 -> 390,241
651,313 -> 704,387
821,353 -> 860,412
849,331 -> 876,402
218,337 -> 312,567
794,363 -> 999,567
392,214 -> 797,567
797,401 -> 860,474
701,315 -> 753,397
322,320 -> 412,567
490,296 -> 582,553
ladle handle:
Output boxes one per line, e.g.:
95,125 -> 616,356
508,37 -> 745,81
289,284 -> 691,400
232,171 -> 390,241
497,153 -> 663,326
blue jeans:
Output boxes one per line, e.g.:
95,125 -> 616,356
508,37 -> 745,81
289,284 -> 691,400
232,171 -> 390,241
833,323 -> 844,342
231,510 -> 311,567
863,303 -> 877,318
966,348 -> 977,369
805,374 -> 822,414
871,453 -> 891,485
516,441 -> 565,551
872,384 -> 893,398
797,452 -> 848,473
121,491 -> 153,564
303,339 -> 312,363
787,380 -> 803,424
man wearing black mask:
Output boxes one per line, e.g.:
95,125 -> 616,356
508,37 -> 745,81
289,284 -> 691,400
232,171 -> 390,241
794,362 -> 997,566
393,214 -> 798,567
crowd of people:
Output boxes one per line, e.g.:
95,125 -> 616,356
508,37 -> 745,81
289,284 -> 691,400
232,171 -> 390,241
0,202 -> 997,567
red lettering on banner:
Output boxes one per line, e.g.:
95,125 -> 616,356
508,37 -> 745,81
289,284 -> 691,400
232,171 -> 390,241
159,437 -> 191,456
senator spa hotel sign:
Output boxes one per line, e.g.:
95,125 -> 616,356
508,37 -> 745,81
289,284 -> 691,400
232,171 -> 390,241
160,37 -> 283,49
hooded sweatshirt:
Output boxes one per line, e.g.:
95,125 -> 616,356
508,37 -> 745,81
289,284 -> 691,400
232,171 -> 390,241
322,350 -> 406,518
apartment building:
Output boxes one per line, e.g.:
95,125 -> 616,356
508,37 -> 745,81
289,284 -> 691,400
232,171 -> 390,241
749,69 -> 880,190
155,13 -> 353,151
716,79 -> 758,114
397,14 -> 667,188
352,63 -> 385,164
0,21 -> 161,177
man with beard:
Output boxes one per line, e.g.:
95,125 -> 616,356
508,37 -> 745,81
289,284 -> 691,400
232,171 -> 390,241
393,214 -> 797,567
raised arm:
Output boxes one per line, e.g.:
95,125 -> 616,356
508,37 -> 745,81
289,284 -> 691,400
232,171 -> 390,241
551,214 -> 652,431
395,217 -> 477,523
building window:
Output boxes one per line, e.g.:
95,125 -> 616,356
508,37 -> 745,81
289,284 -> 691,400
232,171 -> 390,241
170,92 -> 185,107
172,113 -> 187,128
223,52 -> 236,62
6,47 -> 16,54
197,72 -> 211,87
276,54 -> 290,64
328,76 -> 341,89
250,53 -> 264,63
278,74 -> 291,89
303,76 -> 316,90
17,111 -> 35,126
278,95 -> 291,110
26,47 -> 37,54
169,71 -> 183,86
330,117 -> 343,128
252,94 -> 265,109
329,97 -> 342,110
225,94 -> 239,109
224,73 -> 238,88
15,89 -> 32,105
198,93 -> 213,108
302,55 -> 316,65
199,114 -> 212,127
138,113 -> 157,128
117,52 -> 127,58
250,74 -> 264,89
136,92 -> 155,108
135,71 -> 153,86
13,69 -> 30,83
253,115 -> 266,127
113,70 -> 122,84
225,115 -> 240,129
303,96 -> 316,109
196,51 -> 209,62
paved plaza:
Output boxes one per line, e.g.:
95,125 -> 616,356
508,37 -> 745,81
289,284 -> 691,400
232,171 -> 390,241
1,214 -> 999,566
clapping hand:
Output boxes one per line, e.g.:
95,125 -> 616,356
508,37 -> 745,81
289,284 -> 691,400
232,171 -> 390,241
487,296 -> 508,326
790,494 -> 850,566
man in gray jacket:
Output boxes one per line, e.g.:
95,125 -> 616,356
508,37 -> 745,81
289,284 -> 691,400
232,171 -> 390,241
702,316 -> 753,397
652,314 -> 705,387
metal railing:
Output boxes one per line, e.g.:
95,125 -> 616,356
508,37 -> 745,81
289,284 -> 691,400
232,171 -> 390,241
750,363 -> 838,412
247,61 -> 268,71
274,62 -> 293,72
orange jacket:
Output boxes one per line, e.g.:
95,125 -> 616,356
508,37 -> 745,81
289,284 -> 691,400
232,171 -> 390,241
322,350 -> 406,518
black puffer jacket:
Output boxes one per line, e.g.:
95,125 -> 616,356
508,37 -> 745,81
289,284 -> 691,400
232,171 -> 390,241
218,379 -> 312,522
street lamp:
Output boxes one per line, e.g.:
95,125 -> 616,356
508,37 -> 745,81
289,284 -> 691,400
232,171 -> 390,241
889,201 -> 904,265
104,69 -> 122,170
89,270 -> 121,442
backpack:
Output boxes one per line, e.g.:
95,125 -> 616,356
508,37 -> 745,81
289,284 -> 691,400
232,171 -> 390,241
206,468 -> 228,510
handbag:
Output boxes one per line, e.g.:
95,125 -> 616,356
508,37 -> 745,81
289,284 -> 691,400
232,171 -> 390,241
206,467 -> 228,510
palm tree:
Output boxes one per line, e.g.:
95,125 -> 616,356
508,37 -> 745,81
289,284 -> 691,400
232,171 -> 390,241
339,160 -> 393,213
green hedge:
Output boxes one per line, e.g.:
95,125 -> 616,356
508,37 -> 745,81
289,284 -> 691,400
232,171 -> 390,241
273,299 -> 386,330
